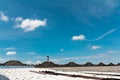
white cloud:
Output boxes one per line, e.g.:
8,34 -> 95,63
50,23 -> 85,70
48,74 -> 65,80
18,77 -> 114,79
15,18 -> 47,32
36,60 -> 41,64
0,12 -> 9,22
28,52 -> 36,55
35,56 -> 46,60
106,0 -> 117,8
60,48 -> 64,52
52,50 -> 120,64
6,51 -> 16,56
88,0 -> 117,18
15,17 -> 23,21
25,60 -> 32,64
29,53 -> 36,55
4,47 -> 16,51
72,34 -> 85,41
71,28 -> 117,42
107,50 -> 115,53
0,58 -> 5,63
52,53 -> 106,62
91,45 -> 101,50
25,60 -> 41,64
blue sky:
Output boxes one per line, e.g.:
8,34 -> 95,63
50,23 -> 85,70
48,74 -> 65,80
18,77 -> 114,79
0,0 -> 120,64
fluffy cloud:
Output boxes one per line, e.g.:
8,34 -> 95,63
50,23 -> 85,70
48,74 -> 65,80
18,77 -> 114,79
15,18 -> 47,32
0,12 -> 9,22
15,17 -> 23,21
72,34 -> 85,41
91,45 -> 101,50
6,51 -> 16,56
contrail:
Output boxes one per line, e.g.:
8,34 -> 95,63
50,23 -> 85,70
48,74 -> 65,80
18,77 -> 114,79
87,28 -> 118,41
